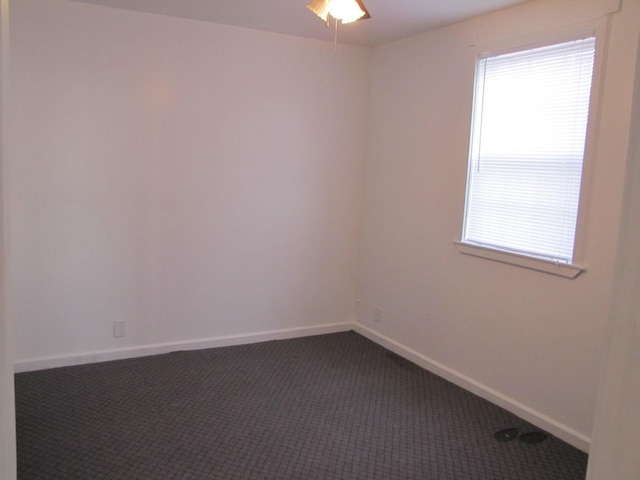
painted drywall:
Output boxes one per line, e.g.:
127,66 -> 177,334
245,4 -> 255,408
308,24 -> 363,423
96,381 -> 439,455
9,0 -> 639,459
1,0 -> 17,476
587,2 -> 640,476
9,0 -> 369,360
357,0 -> 639,445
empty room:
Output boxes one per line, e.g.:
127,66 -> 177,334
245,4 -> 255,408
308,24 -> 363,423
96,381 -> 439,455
1,0 -> 640,478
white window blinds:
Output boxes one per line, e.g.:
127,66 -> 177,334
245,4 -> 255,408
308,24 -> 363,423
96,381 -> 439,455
463,37 -> 596,264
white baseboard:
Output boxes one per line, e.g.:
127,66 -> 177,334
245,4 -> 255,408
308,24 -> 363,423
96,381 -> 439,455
353,322 -> 591,452
13,322 -> 353,373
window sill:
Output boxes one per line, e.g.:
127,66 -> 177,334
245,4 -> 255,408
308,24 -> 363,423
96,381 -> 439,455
453,241 -> 586,279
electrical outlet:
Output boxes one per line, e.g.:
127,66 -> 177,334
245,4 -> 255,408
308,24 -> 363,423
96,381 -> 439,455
113,320 -> 126,338
374,307 -> 382,324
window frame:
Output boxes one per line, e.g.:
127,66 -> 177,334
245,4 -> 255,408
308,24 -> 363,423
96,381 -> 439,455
455,20 -> 608,279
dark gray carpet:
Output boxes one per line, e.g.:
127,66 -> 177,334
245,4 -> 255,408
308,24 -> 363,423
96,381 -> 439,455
15,331 -> 588,479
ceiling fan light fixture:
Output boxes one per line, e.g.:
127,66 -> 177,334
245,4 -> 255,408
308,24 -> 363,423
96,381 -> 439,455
307,0 -> 330,22
307,0 -> 369,24
328,0 -> 365,23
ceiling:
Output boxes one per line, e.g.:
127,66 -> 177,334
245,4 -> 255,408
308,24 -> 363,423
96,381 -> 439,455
69,0 -> 534,47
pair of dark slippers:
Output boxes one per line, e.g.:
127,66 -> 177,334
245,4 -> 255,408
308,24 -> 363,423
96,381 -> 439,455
493,428 -> 549,444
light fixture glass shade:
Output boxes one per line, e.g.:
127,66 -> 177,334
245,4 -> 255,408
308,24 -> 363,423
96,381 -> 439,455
307,0 -> 367,24
328,0 -> 365,23
307,0 -> 330,22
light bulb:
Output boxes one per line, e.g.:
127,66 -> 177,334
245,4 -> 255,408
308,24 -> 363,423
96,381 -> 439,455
327,0 -> 365,24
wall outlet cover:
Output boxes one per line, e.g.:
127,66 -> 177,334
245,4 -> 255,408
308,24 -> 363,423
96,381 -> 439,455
113,321 -> 126,338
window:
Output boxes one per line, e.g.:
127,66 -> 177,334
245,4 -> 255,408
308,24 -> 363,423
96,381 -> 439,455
460,37 -> 596,275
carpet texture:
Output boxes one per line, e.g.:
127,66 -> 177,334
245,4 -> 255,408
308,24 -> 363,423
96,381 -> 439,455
15,331 -> 588,479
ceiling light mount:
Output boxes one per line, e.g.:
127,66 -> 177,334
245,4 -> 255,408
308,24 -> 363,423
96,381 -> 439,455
307,0 -> 370,25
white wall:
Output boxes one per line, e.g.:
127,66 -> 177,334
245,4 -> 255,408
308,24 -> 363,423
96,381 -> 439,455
9,0 -> 640,460
9,0 -> 369,361
356,0 -> 639,448
1,0 -> 17,476
587,4 -> 640,476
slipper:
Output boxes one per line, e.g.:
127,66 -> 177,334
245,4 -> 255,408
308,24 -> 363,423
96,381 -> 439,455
493,427 -> 520,442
